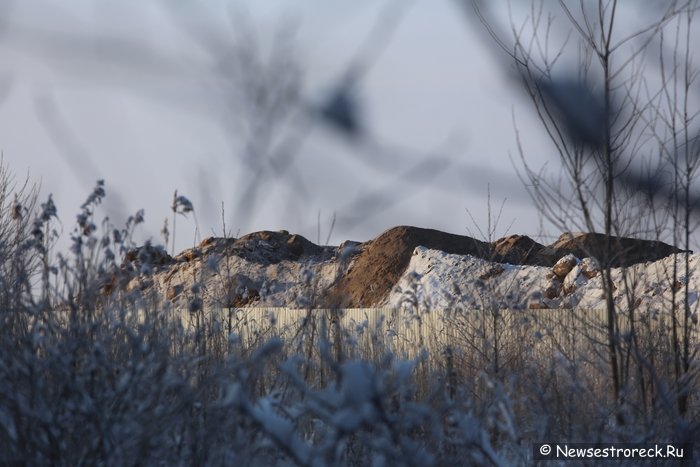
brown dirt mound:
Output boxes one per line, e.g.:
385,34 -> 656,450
174,231 -> 333,265
323,226 -> 685,308
325,226 -> 490,307
549,232 -> 685,267
492,234 -> 547,265
121,226 -> 685,309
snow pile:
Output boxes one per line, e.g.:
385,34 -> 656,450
141,253 -> 341,310
385,247 -> 550,311
386,246 -> 700,315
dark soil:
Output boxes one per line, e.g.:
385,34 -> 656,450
546,232 -> 686,267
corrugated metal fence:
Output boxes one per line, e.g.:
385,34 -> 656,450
178,306 -> 697,367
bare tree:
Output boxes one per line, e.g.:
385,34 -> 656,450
652,1 -> 700,417
471,0 -> 699,424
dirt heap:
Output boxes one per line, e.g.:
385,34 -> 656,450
118,225 -> 686,309
326,226 -> 489,307
546,232 -> 685,267
176,230 -> 334,264
491,234 -> 548,265
324,226 -> 685,308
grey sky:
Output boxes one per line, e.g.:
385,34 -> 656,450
0,1 -> 562,253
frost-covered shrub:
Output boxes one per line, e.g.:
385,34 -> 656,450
0,178 -> 523,466
0,172 -> 697,465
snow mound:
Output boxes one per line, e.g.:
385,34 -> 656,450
386,246 -> 700,314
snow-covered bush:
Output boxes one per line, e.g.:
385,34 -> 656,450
0,172 -> 697,465
0,177 -> 524,466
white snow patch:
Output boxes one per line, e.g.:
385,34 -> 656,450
386,246 -> 700,312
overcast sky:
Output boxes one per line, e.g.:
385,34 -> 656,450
0,1 -> 579,252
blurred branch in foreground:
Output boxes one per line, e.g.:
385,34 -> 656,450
462,0 -> 700,220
